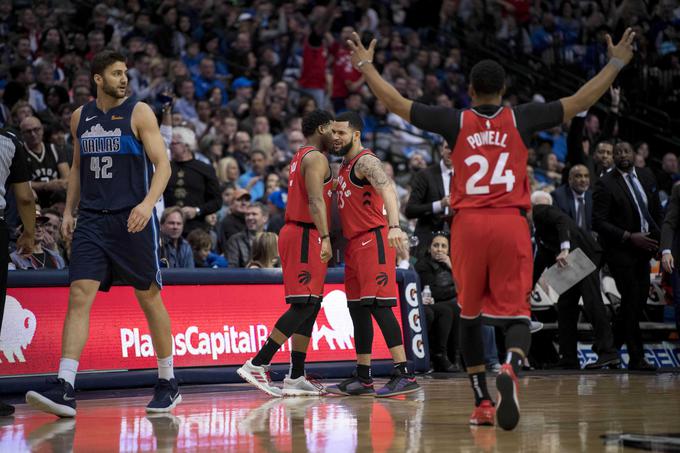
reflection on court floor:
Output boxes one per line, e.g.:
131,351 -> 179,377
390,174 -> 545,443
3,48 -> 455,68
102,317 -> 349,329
1,374 -> 679,452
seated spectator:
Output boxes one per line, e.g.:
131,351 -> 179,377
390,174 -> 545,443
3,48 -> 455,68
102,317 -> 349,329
247,232 -> 279,268
216,183 -> 235,223
217,156 -> 241,187
219,188 -> 251,250
40,208 -> 67,263
266,190 -> 286,234
655,152 -> 679,198
10,211 -> 65,270
414,232 -> 459,372
159,207 -> 194,269
187,229 -> 227,268
20,116 -> 69,208
163,127 -> 221,234
204,213 -> 219,251
225,202 -> 268,267
238,149 -> 268,200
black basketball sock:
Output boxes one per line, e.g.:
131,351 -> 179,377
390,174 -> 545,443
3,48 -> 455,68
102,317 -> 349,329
506,351 -> 524,375
394,362 -> 408,375
469,372 -> 492,406
252,338 -> 280,366
289,351 -> 306,379
357,364 -> 372,380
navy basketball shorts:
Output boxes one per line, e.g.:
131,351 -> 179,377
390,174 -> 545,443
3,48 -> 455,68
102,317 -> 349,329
69,208 -> 162,291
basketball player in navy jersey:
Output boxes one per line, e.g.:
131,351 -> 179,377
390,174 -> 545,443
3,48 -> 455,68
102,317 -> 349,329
26,51 -> 178,417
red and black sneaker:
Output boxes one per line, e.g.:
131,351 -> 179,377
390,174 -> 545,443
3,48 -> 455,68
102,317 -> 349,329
495,364 -> 520,430
469,399 -> 495,426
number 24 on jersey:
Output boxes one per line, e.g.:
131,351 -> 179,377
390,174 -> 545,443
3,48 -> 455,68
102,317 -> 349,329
464,152 -> 515,195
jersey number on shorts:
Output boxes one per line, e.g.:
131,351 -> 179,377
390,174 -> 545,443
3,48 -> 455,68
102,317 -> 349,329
90,156 -> 113,179
464,153 -> 515,195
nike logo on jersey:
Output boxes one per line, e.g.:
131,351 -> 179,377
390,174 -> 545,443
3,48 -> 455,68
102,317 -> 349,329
361,239 -> 373,246
111,115 -> 124,120
85,116 -> 97,122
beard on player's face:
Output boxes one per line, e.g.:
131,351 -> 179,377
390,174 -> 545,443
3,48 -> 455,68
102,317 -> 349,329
333,134 -> 355,156
102,79 -> 126,99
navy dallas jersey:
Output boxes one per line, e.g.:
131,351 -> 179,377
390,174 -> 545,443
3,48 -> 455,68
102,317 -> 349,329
76,96 -> 154,211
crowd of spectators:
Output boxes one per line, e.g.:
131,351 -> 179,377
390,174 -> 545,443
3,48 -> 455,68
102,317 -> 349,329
0,0 -> 678,371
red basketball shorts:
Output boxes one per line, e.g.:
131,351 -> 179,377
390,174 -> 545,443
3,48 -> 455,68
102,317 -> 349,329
279,223 -> 327,304
450,208 -> 532,322
344,227 -> 397,306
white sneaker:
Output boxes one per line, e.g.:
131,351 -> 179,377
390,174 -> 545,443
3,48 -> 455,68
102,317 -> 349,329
530,321 -> 544,333
237,359 -> 282,397
282,375 -> 326,397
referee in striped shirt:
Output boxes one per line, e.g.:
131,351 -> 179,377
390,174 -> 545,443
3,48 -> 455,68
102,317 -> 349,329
0,128 -> 37,416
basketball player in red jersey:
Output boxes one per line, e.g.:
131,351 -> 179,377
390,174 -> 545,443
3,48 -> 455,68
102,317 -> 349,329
237,109 -> 335,397
326,111 -> 420,397
346,29 -> 636,428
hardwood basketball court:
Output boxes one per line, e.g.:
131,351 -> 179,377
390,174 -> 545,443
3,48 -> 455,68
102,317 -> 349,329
1,372 -> 678,452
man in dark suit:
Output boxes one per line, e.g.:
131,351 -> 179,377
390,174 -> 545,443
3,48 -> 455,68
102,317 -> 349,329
553,165 -> 593,231
593,141 -> 662,371
531,191 -> 619,369
405,145 -> 452,256
659,183 -> 680,334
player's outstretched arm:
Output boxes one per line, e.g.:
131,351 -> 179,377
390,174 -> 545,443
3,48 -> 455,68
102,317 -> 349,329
347,32 -> 413,122
303,151 -> 332,263
560,28 -> 636,122
354,155 -> 407,254
130,102 -> 172,233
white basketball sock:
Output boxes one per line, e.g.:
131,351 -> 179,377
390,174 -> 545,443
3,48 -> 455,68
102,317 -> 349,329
157,356 -> 175,380
57,358 -> 79,387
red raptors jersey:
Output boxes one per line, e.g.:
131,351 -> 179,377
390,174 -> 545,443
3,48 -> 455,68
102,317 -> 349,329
451,107 -> 530,210
285,146 -> 333,225
337,149 -> 386,239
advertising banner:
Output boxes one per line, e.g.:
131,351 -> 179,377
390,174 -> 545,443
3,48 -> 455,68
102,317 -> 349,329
0,284 -> 403,376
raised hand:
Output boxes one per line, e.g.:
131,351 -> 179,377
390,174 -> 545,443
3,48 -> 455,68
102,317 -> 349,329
346,32 -> 376,70
606,27 -> 636,65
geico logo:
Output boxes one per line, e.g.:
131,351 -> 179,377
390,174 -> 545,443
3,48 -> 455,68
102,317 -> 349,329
407,308 -> 421,333
312,290 -> 354,351
0,296 -> 37,364
120,325 -> 283,360
411,334 -> 425,359
405,282 -> 418,307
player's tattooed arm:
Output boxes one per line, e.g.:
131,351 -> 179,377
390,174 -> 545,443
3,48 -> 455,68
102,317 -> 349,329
356,155 -> 407,252
355,155 -> 390,189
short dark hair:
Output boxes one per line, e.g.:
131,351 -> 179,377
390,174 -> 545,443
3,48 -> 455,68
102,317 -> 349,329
249,201 -> 269,218
335,111 -> 364,132
301,109 -> 333,138
469,59 -> 506,97
91,50 -> 126,79
595,139 -> 614,150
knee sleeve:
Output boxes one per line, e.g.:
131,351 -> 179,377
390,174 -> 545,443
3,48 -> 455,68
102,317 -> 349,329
349,305 -> 374,354
504,321 -> 531,355
459,316 -> 485,368
273,303 -> 318,338
293,303 -> 322,338
370,306 -> 403,349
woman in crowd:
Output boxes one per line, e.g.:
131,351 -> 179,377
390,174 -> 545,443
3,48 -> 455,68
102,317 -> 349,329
247,232 -> 279,269
414,232 -> 460,372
